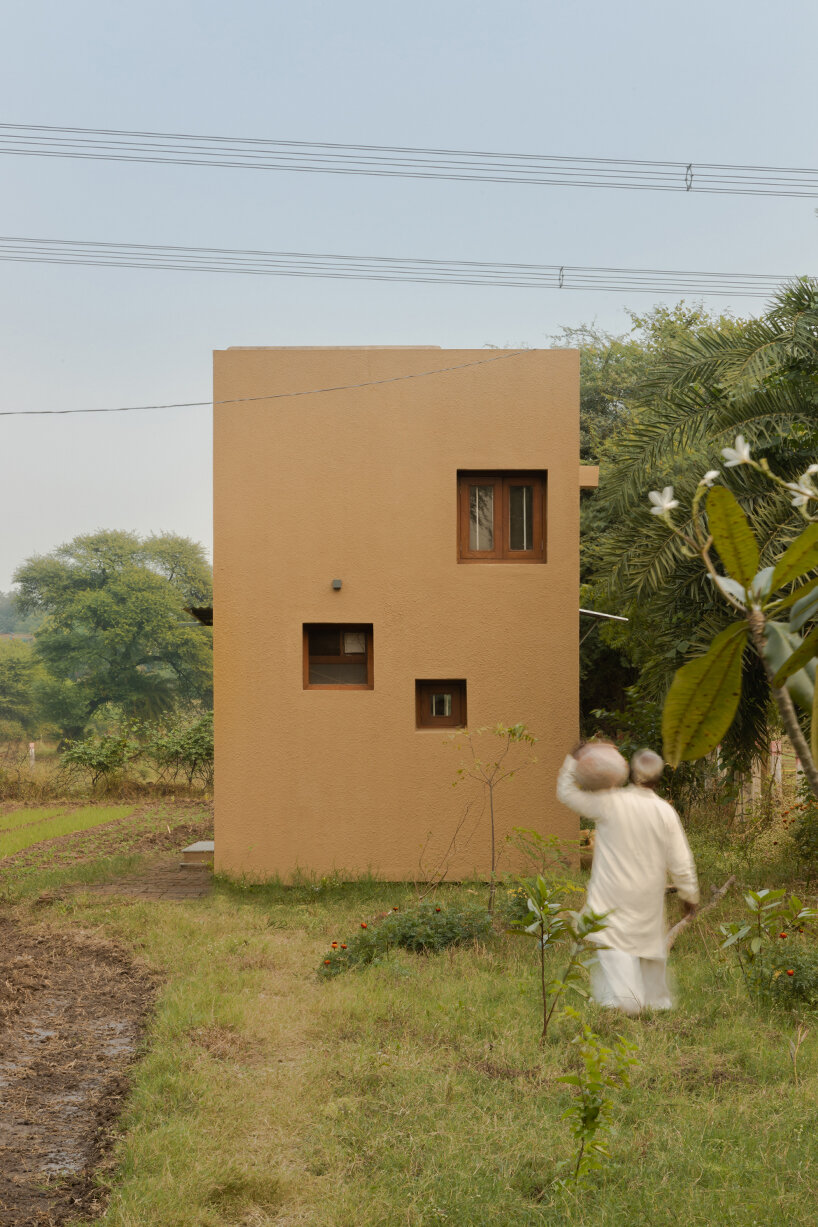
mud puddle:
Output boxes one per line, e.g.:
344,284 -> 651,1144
0,917 -> 155,1226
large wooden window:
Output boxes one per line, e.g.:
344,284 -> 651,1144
303,624 -> 374,689
457,471 -> 546,562
415,680 -> 467,729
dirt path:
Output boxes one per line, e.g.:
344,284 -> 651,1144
0,918 -> 155,1226
88,856 -> 212,900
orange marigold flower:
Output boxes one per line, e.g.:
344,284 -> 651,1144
435,907 -> 441,912
361,922 -> 368,929
341,943 -> 347,949
779,932 -> 788,938
331,942 -> 338,948
324,960 -> 331,965
787,969 -> 795,976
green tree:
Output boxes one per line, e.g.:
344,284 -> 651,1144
551,305 -> 739,729
590,280 -> 818,766
14,531 -> 212,739
0,638 -> 44,739
0,590 -> 42,634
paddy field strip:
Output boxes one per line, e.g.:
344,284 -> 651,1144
0,805 -> 134,858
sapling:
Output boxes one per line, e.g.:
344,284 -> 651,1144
510,875 -> 608,1042
450,723 -> 538,912
556,1007 -> 638,1187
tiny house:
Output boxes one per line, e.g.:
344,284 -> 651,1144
213,345 -> 590,880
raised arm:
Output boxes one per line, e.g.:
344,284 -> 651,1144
661,802 -> 700,905
556,754 -> 613,823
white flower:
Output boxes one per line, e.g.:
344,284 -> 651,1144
699,470 -> 721,488
648,486 -> 679,516
721,435 -> 752,467
785,469 -> 818,508
787,482 -> 816,508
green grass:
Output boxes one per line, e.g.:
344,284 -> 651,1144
4,856 -> 809,1227
0,806 -> 66,832
0,804 -> 133,857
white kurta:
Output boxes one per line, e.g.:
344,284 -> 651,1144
556,755 -> 699,960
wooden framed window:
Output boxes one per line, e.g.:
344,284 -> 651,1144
304,624 -> 373,689
415,680 -> 467,729
457,471 -> 546,562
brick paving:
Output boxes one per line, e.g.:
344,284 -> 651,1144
89,854 -> 212,901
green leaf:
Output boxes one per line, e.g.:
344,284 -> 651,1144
776,575 -> 818,616
773,624 -> 818,687
770,523 -> 818,593
662,623 -> 748,767
707,486 -> 759,589
763,622 -> 815,712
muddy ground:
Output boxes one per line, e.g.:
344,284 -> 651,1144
0,917 -> 156,1226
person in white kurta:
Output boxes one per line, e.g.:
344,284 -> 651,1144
557,751 -> 699,1014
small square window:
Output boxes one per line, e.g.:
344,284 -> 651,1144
304,624 -> 373,688
416,680 -> 467,728
458,471 -> 546,562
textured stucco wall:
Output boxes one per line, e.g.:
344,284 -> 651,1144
213,346 -> 580,880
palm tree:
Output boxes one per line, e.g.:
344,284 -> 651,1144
594,278 -> 818,767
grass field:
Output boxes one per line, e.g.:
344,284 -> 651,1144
0,806 -> 66,832
4,821 -> 818,1227
0,805 -> 134,858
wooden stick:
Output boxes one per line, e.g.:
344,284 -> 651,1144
665,874 -> 736,951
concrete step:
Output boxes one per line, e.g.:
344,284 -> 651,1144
181,839 -> 215,867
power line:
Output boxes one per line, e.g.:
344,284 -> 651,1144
0,348 -> 527,417
2,122 -> 818,197
0,234 -> 797,297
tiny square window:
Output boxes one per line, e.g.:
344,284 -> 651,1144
304,624 -> 373,688
458,471 -> 546,562
416,680 -> 467,728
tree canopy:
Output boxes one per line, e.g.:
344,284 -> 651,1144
14,531 -> 212,738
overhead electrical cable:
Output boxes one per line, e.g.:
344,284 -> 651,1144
0,235 -> 795,297
1,123 -> 818,197
0,349 -> 528,417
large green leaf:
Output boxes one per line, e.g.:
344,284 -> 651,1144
706,487 -> 759,589
770,523 -> 818,593
772,624 -> 818,687
787,580 -> 818,629
662,622 -> 748,766
763,622 -> 815,712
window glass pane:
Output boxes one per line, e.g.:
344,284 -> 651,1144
469,485 -> 494,551
509,485 -> 534,551
309,661 -> 368,685
308,627 -> 340,656
431,693 -> 452,717
343,631 -> 366,654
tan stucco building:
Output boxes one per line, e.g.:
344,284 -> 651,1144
213,345 -> 590,881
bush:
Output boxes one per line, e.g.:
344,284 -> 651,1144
144,712 -> 213,788
318,901 -> 493,977
61,731 -> 140,789
766,940 -> 818,1009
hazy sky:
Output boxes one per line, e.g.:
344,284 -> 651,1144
1,1 -> 816,589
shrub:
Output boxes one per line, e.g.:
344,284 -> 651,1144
144,712 -> 213,788
766,940 -> 818,1009
60,731 -> 140,789
318,901 -> 492,977
720,888 -> 818,1008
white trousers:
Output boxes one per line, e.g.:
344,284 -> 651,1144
590,948 -> 673,1015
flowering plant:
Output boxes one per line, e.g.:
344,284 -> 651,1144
719,887 -> 817,1005
647,437 -> 818,797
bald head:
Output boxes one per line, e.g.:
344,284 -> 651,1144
630,748 -> 665,787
